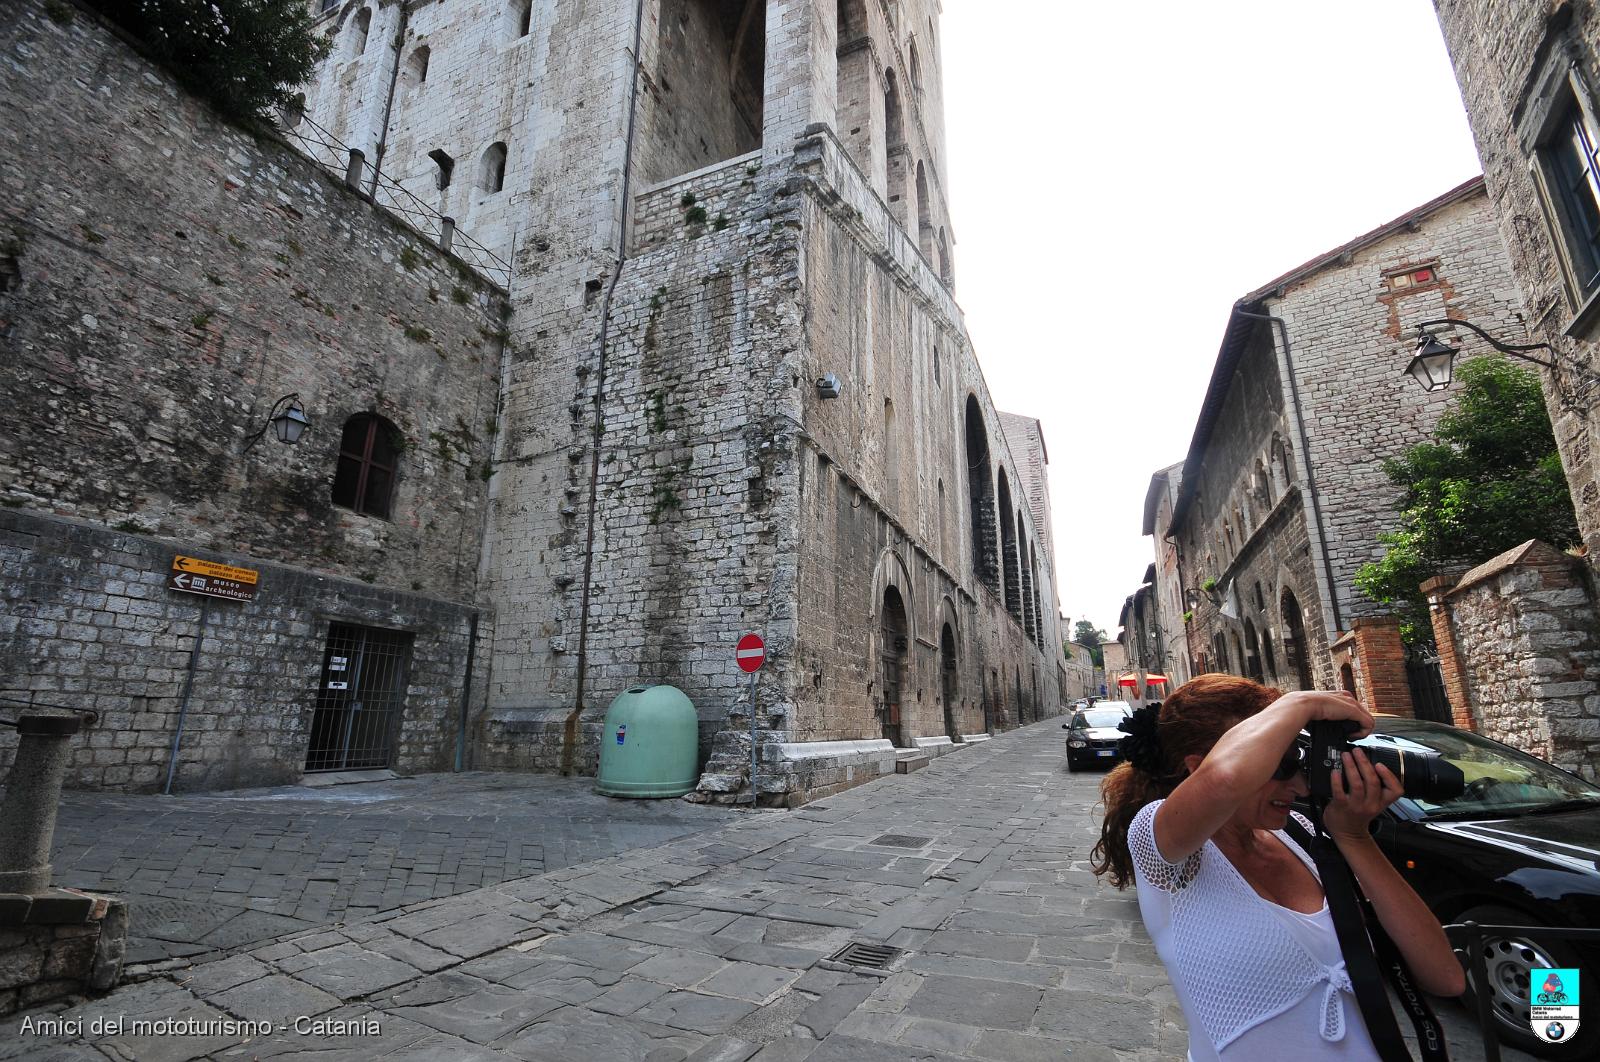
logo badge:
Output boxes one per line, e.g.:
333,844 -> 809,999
1531,968 -> 1580,1043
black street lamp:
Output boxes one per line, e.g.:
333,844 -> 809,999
243,394 -> 310,452
1403,318 -> 1557,393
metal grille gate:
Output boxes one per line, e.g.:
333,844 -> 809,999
1404,644 -> 1454,725
305,623 -> 414,771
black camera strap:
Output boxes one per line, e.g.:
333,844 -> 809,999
1287,813 -> 1450,1062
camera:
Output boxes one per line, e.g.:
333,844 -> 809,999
1302,720 -> 1465,802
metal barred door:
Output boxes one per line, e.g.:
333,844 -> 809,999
1404,644 -> 1454,725
305,623 -> 414,771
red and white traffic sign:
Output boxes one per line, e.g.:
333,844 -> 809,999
736,633 -> 766,673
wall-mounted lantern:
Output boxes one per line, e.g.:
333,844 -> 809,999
243,394 -> 310,452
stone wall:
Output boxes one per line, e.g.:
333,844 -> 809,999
0,0 -> 504,791
0,889 -> 126,1017
1430,1 -> 1600,580
1429,540 -> 1600,781
1,511 -> 484,791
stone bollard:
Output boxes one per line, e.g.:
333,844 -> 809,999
0,712 -> 84,893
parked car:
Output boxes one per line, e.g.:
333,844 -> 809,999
1353,718 -> 1600,1060
1063,704 -> 1134,771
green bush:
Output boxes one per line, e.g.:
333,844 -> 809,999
87,0 -> 328,124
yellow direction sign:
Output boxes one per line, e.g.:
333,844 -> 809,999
172,555 -> 259,585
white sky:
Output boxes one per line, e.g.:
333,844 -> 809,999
941,0 -> 1486,639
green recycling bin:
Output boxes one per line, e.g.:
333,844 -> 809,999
595,684 -> 699,798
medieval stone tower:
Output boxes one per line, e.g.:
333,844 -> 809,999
301,0 -> 1063,802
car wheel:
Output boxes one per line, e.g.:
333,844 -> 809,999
1455,903 -> 1596,1060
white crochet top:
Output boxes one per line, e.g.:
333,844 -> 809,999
1129,799 -> 1381,1061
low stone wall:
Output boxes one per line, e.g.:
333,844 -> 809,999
1430,540 -> 1600,780
0,889 -> 126,1017
631,151 -> 763,252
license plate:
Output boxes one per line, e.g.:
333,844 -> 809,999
1096,750 -> 1114,758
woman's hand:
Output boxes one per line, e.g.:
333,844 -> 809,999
1323,748 -> 1403,844
1276,689 -> 1376,738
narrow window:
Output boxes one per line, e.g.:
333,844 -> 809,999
429,148 -> 454,190
332,413 -> 400,519
351,8 -> 371,55
909,42 -> 923,93
932,345 -> 940,386
404,45 -> 430,88
480,141 -> 507,192
509,0 -> 532,40
1544,97 -> 1600,300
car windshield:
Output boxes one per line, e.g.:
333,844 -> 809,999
1358,721 -> 1600,819
1078,709 -> 1127,729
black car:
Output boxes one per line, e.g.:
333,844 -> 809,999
1063,704 -> 1133,771
1356,718 -> 1600,1059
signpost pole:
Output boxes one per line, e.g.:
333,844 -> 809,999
748,669 -> 759,808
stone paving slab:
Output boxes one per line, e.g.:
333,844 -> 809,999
45,772 -> 741,964
6,720 -> 1541,1062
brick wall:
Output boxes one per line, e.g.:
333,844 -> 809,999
1430,540 -> 1600,781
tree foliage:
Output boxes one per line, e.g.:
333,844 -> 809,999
1073,621 -> 1107,667
1355,357 -> 1579,644
88,0 -> 328,124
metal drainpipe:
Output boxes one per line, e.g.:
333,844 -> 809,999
367,3 -> 409,197
561,0 -> 648,776
1231,307 -> 1344,637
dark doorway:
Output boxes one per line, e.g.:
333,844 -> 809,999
940,623 -> 959,740
306,623 -> 414,771
1281,589 -> 1314,690
879,587 -> 909,747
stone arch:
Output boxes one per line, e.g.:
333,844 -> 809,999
479,141 -> 507,193
870,547 -> 917,643
940,622 -> 959,740
1029,544 -> 1044,647
885,69 -> 905,149
938,226 -> 951,286
1281,586 -> 1314,690
349,7 -> 372,57
964,395 -> 998,591
1254,456 -> 1272,509
1017,508 -> 1036,641
1270,433 -> 1295,494
909,40 -> 923,93
885,70 -> 908,223
997,470 -> 1022,625
915,161 -> 934,259
883,398 -> 899,509
402,44 -> 430,91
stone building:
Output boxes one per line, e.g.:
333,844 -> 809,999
1431,1 -> 1600,581
296,0 -> 1064,803
1165,178 -> 1528,711
1,0 -> 510,790
2,0 -> 1061,800
1141,461 -> 1191,689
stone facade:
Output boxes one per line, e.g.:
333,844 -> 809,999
1431,0 -> 1600,579
1,0 -> 507,791
1425,540 -> 1600,781
1164,180 -> 1526,705
296,0 -> 1063,802
1141,462 -> 1191,688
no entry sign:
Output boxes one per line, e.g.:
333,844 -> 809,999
736,633 -> 765,673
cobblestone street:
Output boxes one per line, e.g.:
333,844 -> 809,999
8,722 -> 1526,1061
46,775 -> 741,965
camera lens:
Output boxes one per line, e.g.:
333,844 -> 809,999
1362,746 -> 1464,802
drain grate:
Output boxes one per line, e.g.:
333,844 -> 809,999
869,833 -> 932,849
830,941 -> 902,970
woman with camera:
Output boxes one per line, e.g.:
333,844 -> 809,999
1092,674 -> 1464,1061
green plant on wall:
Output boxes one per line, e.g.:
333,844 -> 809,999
86,0 -> 329,125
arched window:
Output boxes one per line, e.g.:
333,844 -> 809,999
909,41 -> 923,93
403,45 -> 430,89
938,227 -> 951,287
1254,457 -> 1272,508
915,161 -> 934,259
508,0 -> 532,40
1017,508 -> 1036,641
885,71 -> 905,149
997,471 -> 1022,625
350,8 -> 371,56
1283,588 -> 1314,689
479,141 -> 507,192
883,399 -> 899,505
964,396 -> 998,591
429,148 -> 454,190
333,414 -> 400,518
